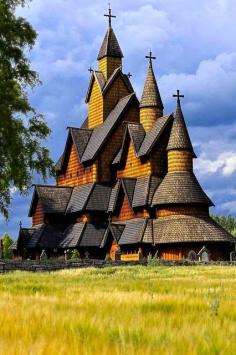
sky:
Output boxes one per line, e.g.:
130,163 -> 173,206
1,0 -> 236,238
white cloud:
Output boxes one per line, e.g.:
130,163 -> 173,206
195,151 -> 236,176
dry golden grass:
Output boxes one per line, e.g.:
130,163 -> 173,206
0,266 -> 235,355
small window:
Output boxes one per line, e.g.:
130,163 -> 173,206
198,246 -> 210,261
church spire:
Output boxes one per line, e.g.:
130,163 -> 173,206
167,91 -> 196,173
140,52 -> 164,131
97,5 -> 123,79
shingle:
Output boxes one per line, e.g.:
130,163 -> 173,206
167,102 -> 196,157
97,27 -> 123,60
102,68 -> 134,95
80,117 -> 88,128
118,218 -> 147,245
153,215 -> 236,244
82,93 -> 136,163
38,225 -> 64,249
27,224 -> 45,248
128,123 -> 146,153
94,71 -> 106,89
86,184 -> 112,211
152,171 -> 214,206
112,146 -> 123,165
138,114 -> 173,157
66,184 -> 94,214
55,153 -> 64,172
110,223 -> 125,242
140,63 -> 163,109
108,181 -> 121,212
59,223 -> 85,248
147,176 -> 162,205
132,176 -> 150,208
34,186 -> 72,215
120,178 -> 136,206
79,224 -> 108,247
142,219 -> 153,243
70,128 -> 93,160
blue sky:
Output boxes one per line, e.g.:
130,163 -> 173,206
1,0 -> 236,238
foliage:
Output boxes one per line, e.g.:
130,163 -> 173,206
0,266 -> 235,354
1,233 -> 13,259
211,214 -> 236,236
70,249 -> 81,260
0,0 -> 54,219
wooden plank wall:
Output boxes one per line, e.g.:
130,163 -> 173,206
32,202 -> 44,226
98,57 -> 121,80
140,107 -> 163,132
57,143 -> 96,187
168,151 -> 193,172
112,195 -> 149,221
88,80 -> 103,128
157,206 -> 209,217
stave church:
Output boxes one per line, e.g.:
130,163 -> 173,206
13,7 -> 235,261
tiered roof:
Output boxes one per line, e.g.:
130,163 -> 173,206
140,63 -> 163,109
97,27 -> 123,60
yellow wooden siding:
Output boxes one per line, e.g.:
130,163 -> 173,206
88,80 -> 103,128
168,150 -> 193,172
140,107 -> 163,132
104,76 -> 131,119
118,143 -> 151,178
98,57 -> 122,79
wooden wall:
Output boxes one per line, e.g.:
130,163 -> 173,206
156,206 -> 209,217
140,107 -> 163,132
168,150 -> 193,172
57,143 -> 96,187
88,80 -> 103,128
98,57 -> 122,80
32,202 -> 44,226
112,195 -> 149,221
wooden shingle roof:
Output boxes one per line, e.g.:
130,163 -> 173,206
140,63 -> 163,109
82,93 -> 137,163
118,218 -> 152,245
152,171 -> 214,207
167,101 -> 196,157
138,114 -> 173,157
66,184 -> 94,214
97,27 -> 123,60
79,223 -> 108,247
153,215 -> 236,244
59,223 -> 86,248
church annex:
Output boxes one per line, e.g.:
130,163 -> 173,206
13,7 -> 235,261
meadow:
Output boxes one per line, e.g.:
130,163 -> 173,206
0,266 -> 235,355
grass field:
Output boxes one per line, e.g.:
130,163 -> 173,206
0,266 -> 235,355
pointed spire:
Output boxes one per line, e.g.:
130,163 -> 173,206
167,90 -> 195,155
97,6 -> 123,60
140,54 -> 163,109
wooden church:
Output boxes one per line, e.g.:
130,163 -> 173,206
13,7 -> 235,261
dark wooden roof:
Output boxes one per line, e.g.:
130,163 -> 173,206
138,114 -> 173,157
27,224 -> 45,248
167,102 -> 196,157
86,184 -> 112,211
109,223 -> 125,242
29,186 -> 72,217
120,178 -> 136,206
70,127 -> 93,160
118,218 -> 150,245
153,215 -> 236,244
66,184 -> 94,214
79,223 -> 108,247
97,27 -> 123,60
140,63 -> 163,109
59,223 -> 85,248
108,181 -> 121,212
82,93 -> 137,163
152,171 -> 214,207
132,175 -> 162,208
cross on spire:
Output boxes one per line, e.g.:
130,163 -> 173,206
104,4 -> 116,27
127,72 -> 132,78
173,89 -> 184,105
88,67 -> 93,74
145,51 -> 156,67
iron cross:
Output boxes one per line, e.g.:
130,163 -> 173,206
88,67 -> 93,74
145,51 -> 156,66
173,90 -> 184,104
127,72 -> 132,78
104,4 -> 116,27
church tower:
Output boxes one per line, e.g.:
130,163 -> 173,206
97,6 -> 123,80
140,52 -> 164,131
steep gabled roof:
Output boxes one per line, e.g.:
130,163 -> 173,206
153,215 -> 236,244
118,218 -> 149,245
120,178 -> 136,207
27,224 -> 45,248
138,114 -> 173,157
82,93 -> 137,163
79,223 -> 108,247
59,223 -> 86,248
97,27 -> 123,60
140,63 -> 163,109
66,184 -> 94,214
152,171 -> 214,207
86,184 -> 112,211
132,175 -> 162,208
167,101 -> 196,157
29,186 -> 73,217
107,181 -> 121,212
85,67 -> 134,103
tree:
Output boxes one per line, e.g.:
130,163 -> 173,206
0,0 -> 54,219
1,234 -> 13,259
211,213 -> 236,236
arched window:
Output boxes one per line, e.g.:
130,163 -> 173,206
187,250 -> 197,260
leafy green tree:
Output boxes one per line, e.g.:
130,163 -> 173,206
0,0 -> 53,219
1,234 -> 13,259
211,213 -> 236,236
